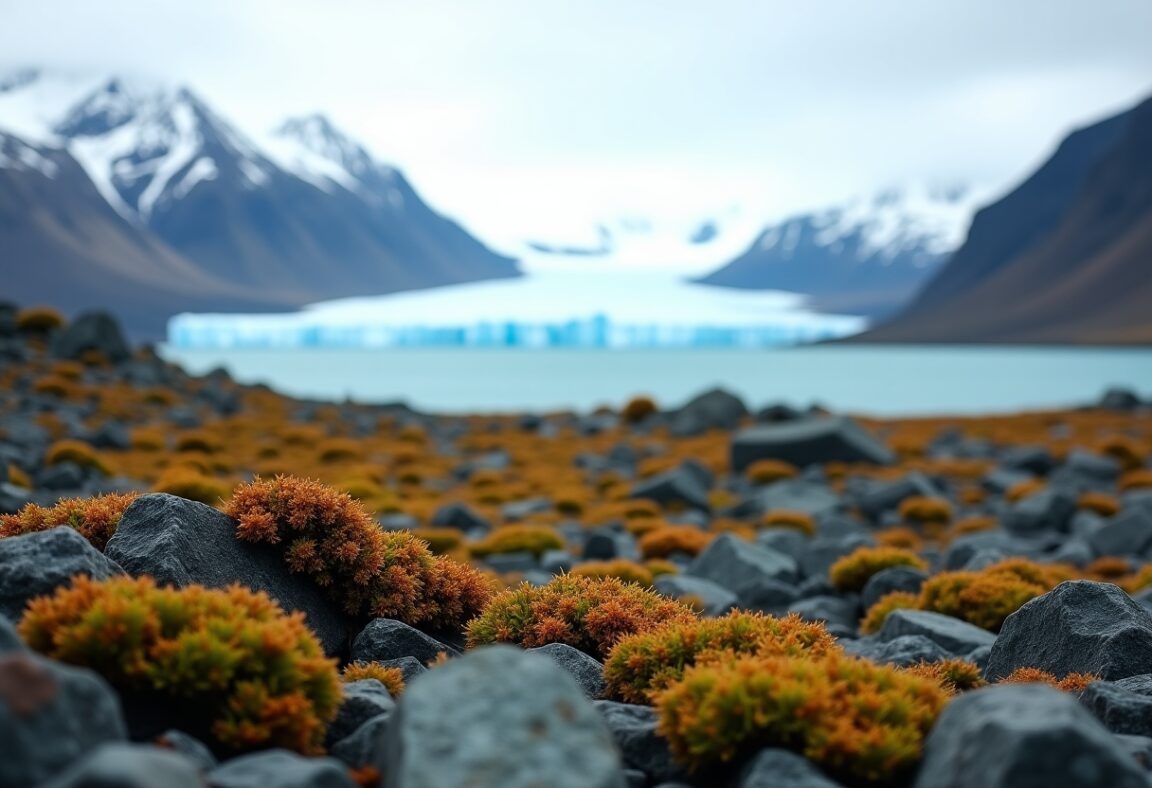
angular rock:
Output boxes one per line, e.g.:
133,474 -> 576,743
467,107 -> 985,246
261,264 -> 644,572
1003,488 -> 1077,535
351,618 -> 456,664
583,531 -> 640,561
999,446 -> 1057,475
755,528 -> 809,561
652,575 -> 736,617
0,527 -> 123,622
42,743 -> 201,788
669,388 -> 748,437
208,750 -> 356,788
593,701 -> 688,784
527,643 -> 606,699
156,729 -> 218,772
104,494 -> 349,656
759,480 -> 844,518
1080,675 -> 1152,736
798,534 -> 873,578
0,652 -> 127,787
856,473 -> 939,522
842,634 -> 953,667
377,656 -> 427,685
630,469 -> 711,513
731,417 -> 894,473
325,679 -> 396,748
329,713 -> 389,770
877,609 -> 995,655
0,613 -> 22,653
735,747 -> 846,787
430,503 -> 491,535
786,595 -> 858,631
1088,508 -> 1152,557
735,577 -> 799,613
51,312 -> 131,364
861,566 -> 927,611
382,645 -> 626,788
688,533 -> 798,592
986,581 -> 1152,682
913,684 -> 1148,788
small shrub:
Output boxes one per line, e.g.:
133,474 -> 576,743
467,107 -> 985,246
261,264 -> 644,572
471,525 -> 565,560
0,492 -> 140,550
760,509 -> 815,536
745,459 -> 798,485
875,526 -> 923,551
603,611 -> 839,703
829,546 -> 927,592
225,476 -> 493,628
466,574 -> 697,660
342,662 -> 405,696
16,305 -> 65,333
898,496 -> 953,525
44,439 -> 112,475
638,526 -> 713,559
20,575 -> 342,755
571,559 -> 654,587
860,591 -> 920,635
998,667 -> 1099,693
655,652 -> 948,783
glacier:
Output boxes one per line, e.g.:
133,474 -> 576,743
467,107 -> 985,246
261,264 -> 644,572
167,266 -> 867,350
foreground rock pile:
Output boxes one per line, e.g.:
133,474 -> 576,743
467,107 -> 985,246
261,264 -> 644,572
2,304 -> 1152,787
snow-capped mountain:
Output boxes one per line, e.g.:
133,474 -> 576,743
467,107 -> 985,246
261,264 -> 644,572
0,68 -> 520,337
694,185 -> 983,318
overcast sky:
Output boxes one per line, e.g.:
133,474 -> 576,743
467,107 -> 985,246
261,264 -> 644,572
4,0 -> 1151,247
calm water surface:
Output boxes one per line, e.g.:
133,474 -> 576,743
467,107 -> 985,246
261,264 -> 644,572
159,345 -> 1152,416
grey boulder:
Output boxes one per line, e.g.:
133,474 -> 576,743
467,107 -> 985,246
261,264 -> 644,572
731,417 -> 894,473
687,533 -> 798,593
207,749 -> 355,788
593,701 -> 687,784
42,743 -> 201,788
382,645 -> 626,788
735,748 -> 846,787
913,684 -> 1148,788
350,618 -> 456,664
986,581 -> 1152,682
0,527 -> 123,622
1080,675 -> 1152,737
527,643 -> 606,699
877,609 -> 995,656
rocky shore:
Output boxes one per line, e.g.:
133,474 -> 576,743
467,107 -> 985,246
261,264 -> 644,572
1,303 -> 1151,788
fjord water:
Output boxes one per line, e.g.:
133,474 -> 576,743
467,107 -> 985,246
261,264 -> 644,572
160,345 -> 1152,416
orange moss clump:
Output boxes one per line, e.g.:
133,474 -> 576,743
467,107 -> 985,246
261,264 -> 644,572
16,305 -> 65,333
152,468 -> 231,506
603,611 -> 839,703
745,459 -> 798,485
1086,556 -> 1132,582
655,652 -> 948,783
224,476 -> 493,629
1077,492 -> 1122,517
638,525 -> 714,559
342,662 -> 405,696
875,526 -> 923,551
621,396 -> 659,423
0,492 -> 140,551
829,546 -> 927,592
905,658 -> 987,694
1006,479 -> 1045,503
998,667 -> 1099,693
760,509 -> 816,536
465,574 -> 697,660
20,575 -> 342,755
44,439 -> 112,476
915,559 -> 1067,632
1120,469 -> 1152,492
860,591 -> 920,635
898,496 -> 953,525
571,559 -> 655,587
471,525 -> 566,560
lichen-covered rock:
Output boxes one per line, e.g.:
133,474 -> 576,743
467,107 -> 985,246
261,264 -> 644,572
0,527 -> 123,621
383,646 -> 626,788
913,684 -> 1147,788
986,581 -> 1152,681
105,494 -> 349,656
325,679 -> 395,748
0,652 -> 127,787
